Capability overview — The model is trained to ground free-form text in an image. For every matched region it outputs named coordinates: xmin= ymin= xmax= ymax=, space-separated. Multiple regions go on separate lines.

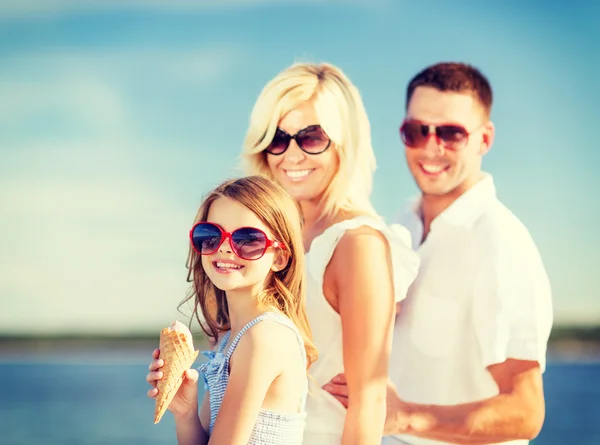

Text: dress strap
xmin=225 ymin=312 xmax=273 ymax=359
xmin=216 ymin=331 xmax=231 ymax=354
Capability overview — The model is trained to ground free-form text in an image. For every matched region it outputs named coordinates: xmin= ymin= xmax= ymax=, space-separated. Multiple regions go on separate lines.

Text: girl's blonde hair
xmin=180 ymin=175 xmax=317 ymax=368
xmin=241 ymin=62 xmax=378 ymax=222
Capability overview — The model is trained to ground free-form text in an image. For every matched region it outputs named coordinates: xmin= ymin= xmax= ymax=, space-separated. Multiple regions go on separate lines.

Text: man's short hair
xmin=406 ymin=62 xmax=493 ymax=117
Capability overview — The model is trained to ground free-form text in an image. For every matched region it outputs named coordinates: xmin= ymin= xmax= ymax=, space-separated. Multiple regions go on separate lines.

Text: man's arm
xmin=386 ymin=358 xmax=545 ymax=445
xmin=326 ymin=358 xmax=544 ymax=445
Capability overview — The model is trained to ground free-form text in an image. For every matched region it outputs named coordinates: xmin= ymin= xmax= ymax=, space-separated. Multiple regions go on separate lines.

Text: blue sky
xmin=0 ymin=0 xmax=598 ymax=334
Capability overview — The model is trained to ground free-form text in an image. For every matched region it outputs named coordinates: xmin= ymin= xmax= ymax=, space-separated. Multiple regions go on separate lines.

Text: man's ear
xmin=271 ymin=249 xmax=290 ymax=272
xmin=479 ymin=120 xmax=495 ymax=156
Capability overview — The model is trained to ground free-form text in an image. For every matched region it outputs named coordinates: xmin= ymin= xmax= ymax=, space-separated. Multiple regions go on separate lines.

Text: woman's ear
xmin=271 ymin=249 xmax=290 ymax=272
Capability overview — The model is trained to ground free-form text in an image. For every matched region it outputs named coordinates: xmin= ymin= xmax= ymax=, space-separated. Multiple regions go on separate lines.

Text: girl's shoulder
xmin=236 ymin=315 xmax=301 ymax=352
xmin=230 ymin=314 xmax=305 ymax=375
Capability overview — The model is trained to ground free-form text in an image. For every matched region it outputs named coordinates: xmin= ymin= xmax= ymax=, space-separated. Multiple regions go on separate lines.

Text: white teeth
xmin=285 ymin=169 xmax=312 ymax=179
xmin=421 ymin=164 xmax=445 ymax=174
xmin=216 ymin=262 xmax=242 ymax=269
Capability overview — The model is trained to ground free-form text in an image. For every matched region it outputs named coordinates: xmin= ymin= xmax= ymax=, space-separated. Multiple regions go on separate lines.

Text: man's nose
xmin=422 ymin=133 xmax=445 ymax=156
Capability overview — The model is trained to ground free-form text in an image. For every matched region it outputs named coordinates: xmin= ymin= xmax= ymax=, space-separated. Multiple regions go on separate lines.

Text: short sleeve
xmin=472 ymin=233 xmax=553 ymax=372
xmin=385 ymin=223 xmax=420 ymax=303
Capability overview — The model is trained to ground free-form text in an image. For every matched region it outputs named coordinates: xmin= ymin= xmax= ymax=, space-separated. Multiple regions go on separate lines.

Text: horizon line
xmin=0 ymin=322 xmax=599 ymax=340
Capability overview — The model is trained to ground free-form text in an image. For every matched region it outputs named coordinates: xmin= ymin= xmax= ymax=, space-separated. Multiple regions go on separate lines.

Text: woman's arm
xmin=208 ymin=321 xmax=286 ymax=445
xmin=326 ymin=226 xmax=396 ymax=445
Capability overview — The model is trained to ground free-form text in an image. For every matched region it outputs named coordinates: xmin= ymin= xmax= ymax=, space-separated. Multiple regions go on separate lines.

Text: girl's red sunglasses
xmin=189 ymin=222 xmax=284 ymax=261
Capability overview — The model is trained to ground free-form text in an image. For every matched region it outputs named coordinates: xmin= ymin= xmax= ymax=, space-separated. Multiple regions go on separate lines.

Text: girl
xmin=147 ymin=175 xmax=317 ymax=445
xmin=242 ymin=62 xmax=420 ymax=444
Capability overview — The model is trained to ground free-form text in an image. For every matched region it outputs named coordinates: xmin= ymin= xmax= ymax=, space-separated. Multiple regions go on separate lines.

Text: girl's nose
xmin=218 ymin=237 xmax=233 ymax=253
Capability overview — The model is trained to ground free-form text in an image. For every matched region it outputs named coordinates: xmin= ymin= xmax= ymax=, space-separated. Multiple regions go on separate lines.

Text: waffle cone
xmin=153 ymin=327 xmax=199 ymax=424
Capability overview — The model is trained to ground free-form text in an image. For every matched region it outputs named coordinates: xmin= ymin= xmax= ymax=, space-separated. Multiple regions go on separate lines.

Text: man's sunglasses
xmin=265 ymin=125 xmax=331 ymax=155
xmin=189 ymin=222 xmax=284 ymax=261
xmin=400 ymin=119 xmax=480 ymax=151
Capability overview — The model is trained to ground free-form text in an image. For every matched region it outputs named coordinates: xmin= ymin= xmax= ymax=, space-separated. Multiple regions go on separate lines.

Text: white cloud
xmin=0 ymin=78 xmax=131 ymax=135
xmin=0 ymin=141 xmax=204 ymax=334
xmin=0 ymin=0 xmax=383 ymax=19
xmin=0 ymin=41 xmax=243 ymax=335
xmin=2 ymin=47 xmax=239 ymax=83
xmin=0 ymin=46 xmax=240 ymax=130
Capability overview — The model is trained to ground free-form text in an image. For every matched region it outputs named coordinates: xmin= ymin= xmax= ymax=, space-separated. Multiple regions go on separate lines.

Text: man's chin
xmin=417 ymin=179 xmax=449 ymax=195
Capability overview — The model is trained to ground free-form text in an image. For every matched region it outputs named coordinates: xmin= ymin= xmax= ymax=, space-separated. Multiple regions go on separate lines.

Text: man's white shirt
xmin=384 ymin=173 xmax=553 ymax=445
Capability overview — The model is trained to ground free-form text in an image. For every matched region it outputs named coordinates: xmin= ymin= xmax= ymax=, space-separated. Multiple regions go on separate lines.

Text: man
xmin=324 ymin=62 xmax=553 ymax=445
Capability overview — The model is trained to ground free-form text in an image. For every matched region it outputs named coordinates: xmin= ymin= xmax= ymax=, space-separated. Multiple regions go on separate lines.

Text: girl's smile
xmin=212 ymin=260 xmax=245 ymax=274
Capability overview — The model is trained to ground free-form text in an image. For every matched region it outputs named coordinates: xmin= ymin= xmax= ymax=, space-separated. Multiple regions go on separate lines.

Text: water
xmin=0 ymin=355 xmax=598 ymax=445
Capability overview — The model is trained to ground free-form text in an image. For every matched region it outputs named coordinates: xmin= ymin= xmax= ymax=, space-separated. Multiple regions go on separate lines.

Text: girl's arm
xmin=174 ymin=379 xmax=209 ymax=445
xmin=208 ymin=322 xmax=285 ymax=445
xmin=327 ymin=226 xmax=396 ymax=445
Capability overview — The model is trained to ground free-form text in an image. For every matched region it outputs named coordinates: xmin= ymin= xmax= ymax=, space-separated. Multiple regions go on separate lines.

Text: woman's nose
xmin=283 ymin=140 xmax=306 ymax=163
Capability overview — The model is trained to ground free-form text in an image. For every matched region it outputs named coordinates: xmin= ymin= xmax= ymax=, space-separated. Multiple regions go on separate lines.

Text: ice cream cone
xmin=153 ymin=321 xmax=199 ymax=424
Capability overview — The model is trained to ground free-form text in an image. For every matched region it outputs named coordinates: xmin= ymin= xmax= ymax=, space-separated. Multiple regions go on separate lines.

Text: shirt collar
xmin=395 ymin=198 xmax=424 ymax=250
xmin=435 ymin=172 xmax=496 ymax=228
xmin=401 ymin=172 xmax=496 ymax=236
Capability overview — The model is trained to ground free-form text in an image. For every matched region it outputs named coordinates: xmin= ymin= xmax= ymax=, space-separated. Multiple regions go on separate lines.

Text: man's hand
xmin=324 ymin=373 xmax=414 ymax=436
xmin=383 ymin=380 xmax=413 ymax=435
xmin=323 ymin=373 xmax=349 ymax=408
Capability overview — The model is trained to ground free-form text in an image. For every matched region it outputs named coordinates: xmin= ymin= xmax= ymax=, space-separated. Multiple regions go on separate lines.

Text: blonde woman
xmin=242 ymin=62 xmax=420 ymax=445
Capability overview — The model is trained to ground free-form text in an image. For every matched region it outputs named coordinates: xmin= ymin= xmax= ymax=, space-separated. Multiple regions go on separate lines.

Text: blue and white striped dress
xmin=199 ymin=312 xmax=308 ymax=445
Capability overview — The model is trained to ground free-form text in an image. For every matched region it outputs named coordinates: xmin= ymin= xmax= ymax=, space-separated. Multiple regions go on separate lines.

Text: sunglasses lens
xmin=191 ymin=223 xmax=222 ymax=254
xmin=436 ymin=125 xmax=468 ymax=148
xmin=401 ymin=122 xmax=427 ymax=148
xmin=296 ymin=126 xmax=330 ymax=153
xmin=231 ymin=228 xmax=268 ymax=260
xmin=265 ymin=130 xmax=290 ymax=155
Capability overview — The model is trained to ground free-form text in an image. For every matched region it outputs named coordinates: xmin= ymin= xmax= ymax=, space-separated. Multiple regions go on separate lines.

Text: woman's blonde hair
xmin=241 ymin=62 xmax=378 ymax=221
xmin=180 ymin=175 xmax=317 ymax=368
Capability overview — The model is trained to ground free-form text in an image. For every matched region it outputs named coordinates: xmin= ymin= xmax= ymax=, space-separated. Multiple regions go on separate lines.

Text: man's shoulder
xmin=475 ymin=198 xmax=534 ymax=242
xmin=472 ymin=198 xmax=546 ymax=270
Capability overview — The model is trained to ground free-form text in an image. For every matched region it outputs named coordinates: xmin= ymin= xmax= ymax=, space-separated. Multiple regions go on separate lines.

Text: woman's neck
xmin=299 ymin=198 xmax=326 ymax=231
xmin=300 ymin=199 xmax=350 ymax=252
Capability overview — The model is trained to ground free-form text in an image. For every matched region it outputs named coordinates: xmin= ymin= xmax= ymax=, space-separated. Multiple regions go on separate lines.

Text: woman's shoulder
xmin=327 ymin=216 xmax=420 ymax=303
xmin=307 ymin=212 xmax=419 ymax=291
xmin=316 ymin=213 xmax=384 ymax=243
xmin=330 ymin=223 xmax=390 ymax=272
xmin=330 ymin=212 xmax=411 ymax=249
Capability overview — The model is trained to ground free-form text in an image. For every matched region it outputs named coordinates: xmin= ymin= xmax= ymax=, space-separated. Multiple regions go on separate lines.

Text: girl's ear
xmin=271 ymin=248 xmax=290 ymax=272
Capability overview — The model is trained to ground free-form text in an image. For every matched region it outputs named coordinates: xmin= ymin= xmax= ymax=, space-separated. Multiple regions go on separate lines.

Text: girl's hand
xmin=146 ymin=348 xmax=200 ymax=419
